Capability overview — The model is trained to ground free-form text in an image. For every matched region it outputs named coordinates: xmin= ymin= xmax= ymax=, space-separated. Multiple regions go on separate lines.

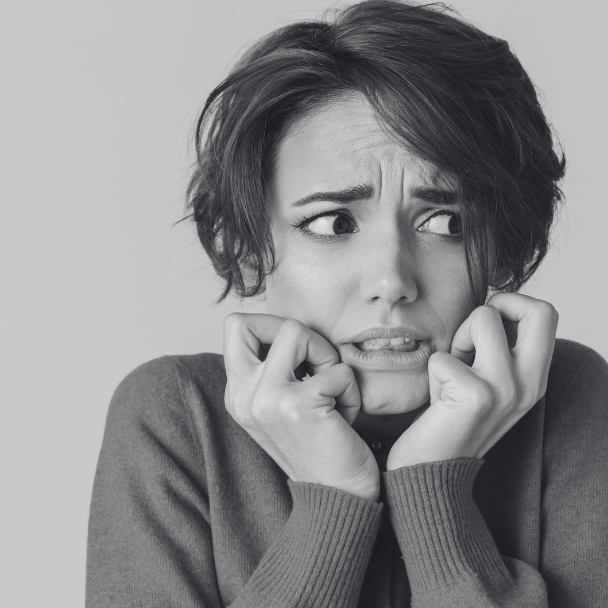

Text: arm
xmin=86 ymin=357 xmax=383 ymax=608
xmin=86 ymin=358 xmax=220 ymax=607
xmin=384 ymin=294 xmax=558 ymax=607
xmin=540 ymin=341 xmax=608 ymax=607
xmin=236 ymin=481 xmax=382 ymax=608
xmin=384 ymin=459 xmax=547 ymax=608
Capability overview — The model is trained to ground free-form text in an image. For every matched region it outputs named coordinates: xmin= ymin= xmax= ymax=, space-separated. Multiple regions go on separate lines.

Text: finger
xmin=300 ymin=363 xmax=361 ymax=425
xmin=449 ymin=330 xmax=476 ymax=367
xmin=223 ymin=313 xmax=288 ymax=374
xmin=390 ymin=352 xmax=496 ymax=463
xmin=487 ymin=293 xmax=558 ymax=393
xmin=263 ymin=318 xmax=339 ymax=383
xmin=259 ymin=343 xmax=311 ymax=379
xmin=450 ymin=305 xmax=512 ymax=381
xmin=502 ymin=319 xmax=519 ymax=350
xmin=428 ymin=350 xmax=492 ymax=407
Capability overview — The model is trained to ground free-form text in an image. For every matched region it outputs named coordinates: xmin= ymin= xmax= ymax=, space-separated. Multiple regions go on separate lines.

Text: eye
xmin=298 ymin=212 xmax=357 ymax=237
xmin=417 ymin=210 xmax=462 ymax=236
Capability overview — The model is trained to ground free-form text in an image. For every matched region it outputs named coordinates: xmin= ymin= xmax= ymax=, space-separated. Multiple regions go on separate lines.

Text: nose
xmin=359 ymin=228 xmax=418 ymax=307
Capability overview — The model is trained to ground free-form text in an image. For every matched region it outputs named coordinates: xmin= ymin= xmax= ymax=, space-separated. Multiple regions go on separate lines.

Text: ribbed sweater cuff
xmin=384 ymin=458 xmax=509 ymax=596
xmin=244 ymin=481 xmax=383 ymax=608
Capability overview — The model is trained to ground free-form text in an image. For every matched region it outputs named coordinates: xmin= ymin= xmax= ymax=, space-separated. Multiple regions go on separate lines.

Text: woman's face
xmin=264 ymin=95 xmax=477 ymax=416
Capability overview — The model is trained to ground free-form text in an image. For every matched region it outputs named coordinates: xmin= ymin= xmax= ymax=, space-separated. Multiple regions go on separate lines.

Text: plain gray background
xmin=1 ymin=1 xmax=606 ymax=606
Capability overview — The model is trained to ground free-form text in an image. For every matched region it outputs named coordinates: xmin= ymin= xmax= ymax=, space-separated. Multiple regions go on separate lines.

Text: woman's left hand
xmin=386 ymin=293 xmax=559 ymax=470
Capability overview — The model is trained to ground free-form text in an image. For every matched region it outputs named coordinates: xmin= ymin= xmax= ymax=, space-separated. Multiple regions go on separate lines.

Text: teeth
xmin=362 ymin=337 xmax=415 ymax=347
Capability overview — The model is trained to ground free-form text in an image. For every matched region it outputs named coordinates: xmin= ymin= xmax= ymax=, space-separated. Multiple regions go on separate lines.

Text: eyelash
xmin=291 ymin=208 xmax=462 ymax=241
xmin=416 ymin=209 xmax=462 ymax=231
xmin=291 ymin=210 xmax=358 ymax=241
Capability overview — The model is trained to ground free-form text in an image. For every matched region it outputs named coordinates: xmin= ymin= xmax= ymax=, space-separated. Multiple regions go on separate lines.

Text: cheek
xmin=265 ymin=241 xmax=353 ymax=326
xmin=418 ymin=249 xmax=476 ymax=347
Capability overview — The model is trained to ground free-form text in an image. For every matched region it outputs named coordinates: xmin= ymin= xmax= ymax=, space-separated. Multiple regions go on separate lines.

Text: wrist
xmin=295 ymin=477 xmax=380 ymax=502
xmin=387 ymin=446 xmax=426 ymax=470
xmin=387 ymin=442 xmax=478 ymax=470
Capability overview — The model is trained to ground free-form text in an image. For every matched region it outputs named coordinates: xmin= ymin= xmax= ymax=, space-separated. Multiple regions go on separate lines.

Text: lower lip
xmin=339 ymin=340 xmax=433 ymax=371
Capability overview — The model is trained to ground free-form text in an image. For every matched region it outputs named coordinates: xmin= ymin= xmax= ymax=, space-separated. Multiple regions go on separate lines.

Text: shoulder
xmin=540 ymin=350 xmax=608 ymax=593
xmin=543 ymin=339 xmax=608 ymax=474
xmin=115 ymin=351 xmax=225 ymax=398
xmin=546 ymin=338 xmax=608 ymax=412
xmin=108 ymin=352 xmax=227 ymax=435
xmin=98 ymin=353 xmax=229 ymax=481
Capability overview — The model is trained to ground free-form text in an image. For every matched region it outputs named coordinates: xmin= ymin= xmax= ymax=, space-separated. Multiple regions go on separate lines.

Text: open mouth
xmin=355 ymin=337 xmax=422 ymax=353
xmin=340 ymin=337 xmax=431 ymax=370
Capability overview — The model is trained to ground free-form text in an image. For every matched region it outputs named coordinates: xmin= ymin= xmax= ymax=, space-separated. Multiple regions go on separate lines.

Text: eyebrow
xmin=410 ymin=186 xmax=459 ymax=206
xmin=290 ymin=184 xmax=374 ymax=207
xmin=290 ymin=184 xmax=459 ymax=208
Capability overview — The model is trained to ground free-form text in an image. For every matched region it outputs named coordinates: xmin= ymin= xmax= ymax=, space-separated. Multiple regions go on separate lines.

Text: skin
xmin=265 ymin=95 xmax=474 ymax=429
xmin=223 ymin=94 xmax=558 ymax=502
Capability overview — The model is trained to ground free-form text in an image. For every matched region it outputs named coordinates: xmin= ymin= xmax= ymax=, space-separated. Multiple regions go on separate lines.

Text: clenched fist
xmin=223 ymin=314 xmax=381 ymax=502
xmin=387 ymin=293 xmax=559 ymax=469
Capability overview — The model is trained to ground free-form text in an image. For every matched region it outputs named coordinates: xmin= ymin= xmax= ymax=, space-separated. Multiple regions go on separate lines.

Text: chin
xmin=354 ymin=369 xmax=431 ymax=415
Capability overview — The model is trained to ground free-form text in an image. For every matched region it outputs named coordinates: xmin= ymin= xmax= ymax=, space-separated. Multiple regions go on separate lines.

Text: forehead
xmin=270 ymin=94 xmax=452 ymax=199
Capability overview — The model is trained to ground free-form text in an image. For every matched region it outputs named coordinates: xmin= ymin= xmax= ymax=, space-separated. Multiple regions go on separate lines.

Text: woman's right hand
xmin=223 ymin=313 xmax=380 ymax=502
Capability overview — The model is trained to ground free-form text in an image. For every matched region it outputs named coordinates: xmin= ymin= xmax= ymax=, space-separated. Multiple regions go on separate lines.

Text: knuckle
xmin=224 ymin=312 xmax=246 ymax=332
xmin=280 ymin=317 xmax=306 ymax=337
xmin=468 ymin=380 xmax=494 ymax=410
xmin=249 ymin=391 xmax=301 ymax=425
xmin=536 ymin=300 xmax=559 ymax=323
xmin=250 ymin=396 xmax=270 ymax=423
xmin=481 ymin=304 xmax=502 ymax=319
xmin=473 ymin=305 xmax=501 ymax=324
xmin=278 ymin=397 xmax=301 ymax=424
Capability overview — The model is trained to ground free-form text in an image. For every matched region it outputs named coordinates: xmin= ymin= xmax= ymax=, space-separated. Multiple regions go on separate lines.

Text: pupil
xmin=333 ymin=216 xmax=350 ymax=234
xmin=448 ymin=214 xmax=462 ymax=235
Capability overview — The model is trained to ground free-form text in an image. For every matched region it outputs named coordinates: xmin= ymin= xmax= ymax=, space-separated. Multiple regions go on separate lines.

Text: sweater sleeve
xmin=232 ymin=481 xmax=383 ymax=608
xmin=384 ymin=459 xmax=548 ymax=608
xmin=540 ymin=341 xmax=608 ymax=607
xmin=86 ymin=357 xmax=383 ymax=608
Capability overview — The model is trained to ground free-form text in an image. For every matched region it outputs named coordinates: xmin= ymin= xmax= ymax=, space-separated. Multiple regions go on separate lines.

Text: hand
xmin=387 ymin=293 xmax=559 ymax=470
xmin=223 ymin=313 xmax=380 ymax=501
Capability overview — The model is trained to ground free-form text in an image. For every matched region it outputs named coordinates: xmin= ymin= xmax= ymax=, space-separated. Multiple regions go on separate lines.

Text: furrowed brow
xmin=290 ymin=184 xmax=373 ymax=208
xmin=410 ymin=186 xmax=459 ymax=206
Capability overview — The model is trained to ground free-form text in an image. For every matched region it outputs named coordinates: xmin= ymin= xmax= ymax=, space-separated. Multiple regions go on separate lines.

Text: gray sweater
xmin=86 ymin=339 xmax=608 ymax=607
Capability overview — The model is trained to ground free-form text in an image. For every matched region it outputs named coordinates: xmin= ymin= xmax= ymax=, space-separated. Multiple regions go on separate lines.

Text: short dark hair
xmin=186 ymin=0 xmax=565 ymax=303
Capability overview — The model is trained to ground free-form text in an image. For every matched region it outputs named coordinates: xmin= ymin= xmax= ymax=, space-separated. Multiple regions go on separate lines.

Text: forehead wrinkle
xmin=271 ymin=94 xmax=459 ymax=206
xmin=273 ymin=119 xmax=381 ymax=181
xmin=364 ymin=148 xmax=426 ymax=203
xmin=360 ymin=118 xmax=459 ymax=193
xmin=316 ymin=122 xmax=391 ymax=164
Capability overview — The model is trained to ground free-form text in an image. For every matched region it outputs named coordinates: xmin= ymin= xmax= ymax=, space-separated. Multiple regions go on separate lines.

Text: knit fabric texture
xmin=86 ymin=339 xmax=608 ymax=607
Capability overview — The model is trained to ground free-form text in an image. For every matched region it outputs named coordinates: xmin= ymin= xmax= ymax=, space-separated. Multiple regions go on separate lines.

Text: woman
xmin=86 ymin=1 xmax=608 ymax=607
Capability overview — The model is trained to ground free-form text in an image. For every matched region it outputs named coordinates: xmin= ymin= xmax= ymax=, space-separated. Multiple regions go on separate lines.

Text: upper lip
xmin=342 ymin=326 xmax=427 ymax=344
